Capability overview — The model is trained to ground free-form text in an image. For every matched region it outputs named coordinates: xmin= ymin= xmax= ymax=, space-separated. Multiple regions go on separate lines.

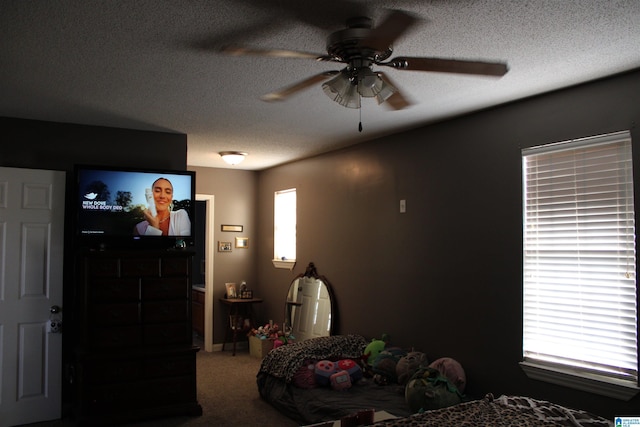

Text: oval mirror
xmin=285 ymin=262 xmax=335 ymax=342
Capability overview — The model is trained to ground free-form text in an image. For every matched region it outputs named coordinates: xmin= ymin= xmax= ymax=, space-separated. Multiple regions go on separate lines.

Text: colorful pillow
xmin=292 ymin=360 xmax=317 ymax=389
xmin=330 ymin=370 xmax=352 ymax=390
xmin=314 ymin=360 xmax=336 ymax=386
xmin=336 ymin=358 xmax=363 ymax=383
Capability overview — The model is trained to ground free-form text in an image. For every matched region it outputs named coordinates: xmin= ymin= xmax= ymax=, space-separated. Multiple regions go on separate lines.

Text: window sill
xmin=520 ymin=361 xmax=640 ymax=401
xmin=272 ymin=259 xmax=296 ymax=270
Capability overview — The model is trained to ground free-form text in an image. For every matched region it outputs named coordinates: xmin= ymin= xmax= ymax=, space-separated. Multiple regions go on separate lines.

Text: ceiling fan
xmin=219 ymin=9 xmax=509 ymax=111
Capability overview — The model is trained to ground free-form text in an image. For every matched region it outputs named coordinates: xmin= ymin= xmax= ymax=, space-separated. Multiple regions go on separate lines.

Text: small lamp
xmin=219 ymin=151 xmax=247 ymax=165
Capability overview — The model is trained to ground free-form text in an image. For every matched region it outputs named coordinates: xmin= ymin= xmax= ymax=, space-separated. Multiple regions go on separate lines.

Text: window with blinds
xmin=522 ymin=131 xmax=638 ymax=392
xmin=274 ymin=188 xmax=296 ymax=265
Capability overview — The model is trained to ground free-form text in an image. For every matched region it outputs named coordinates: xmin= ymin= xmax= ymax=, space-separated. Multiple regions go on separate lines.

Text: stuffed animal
xmin=404 ymin=367 xmax=462 ymax=413
xmin=363 ymin=334 xmax=390 ymax=366
xmin=314 ymin=360 xmax=336 ymax=387
xmin=371 ymin=347 xmax=406 ymax=385
xmin=330 ymin=370 xmax=352 ymax=390
xmin=336 ymin=359 xmax=363 ymax=383
xmin=428 ymin=357 xmax=466 ymax=393
xmin=396 ymin=351 xmax=428 ymax=385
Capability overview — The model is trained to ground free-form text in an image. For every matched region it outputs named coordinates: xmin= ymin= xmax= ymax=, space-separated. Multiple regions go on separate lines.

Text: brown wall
xmin=188 ymin=166 xmax=259 ymax=345
xmin=0 ymin=117 xmax=188 ymax=171
xmin=255 ymin=69 xmax=640 ymax=418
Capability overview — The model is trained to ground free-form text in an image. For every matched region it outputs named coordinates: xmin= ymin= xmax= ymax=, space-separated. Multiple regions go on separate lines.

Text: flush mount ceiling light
xmin=219 ymin=151 xmax=248 ymax=165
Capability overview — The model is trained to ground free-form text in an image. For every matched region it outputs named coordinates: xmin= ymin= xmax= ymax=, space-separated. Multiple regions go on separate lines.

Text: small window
xmin=273 ymin=188 xmax=296 ymax=269
xmin=521 ymin=131 xmax=639 ymax=399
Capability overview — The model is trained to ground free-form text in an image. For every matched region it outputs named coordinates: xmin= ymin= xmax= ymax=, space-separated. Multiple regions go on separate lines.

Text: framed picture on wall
xmin=221 ymin=224 xmax=243 ymax=232
xmin=218 ymin=241 xmax=232 ymax=252
xmin=235 ymin=237 xmax=249 ymax=249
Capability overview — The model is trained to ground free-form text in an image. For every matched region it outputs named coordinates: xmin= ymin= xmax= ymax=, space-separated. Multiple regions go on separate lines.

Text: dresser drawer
xmin=121 ymin=258 xmax=160 ymax=277
xmin=90 ymin=278 xmax=139 ymax=301
xmin=83 ymin=359 xmax=140 ymax=384
xmin=142 ymin=278 xmax=188 ymax=300
xmin=143 ymin=323 xmax=190 ymax=345
xmin=161 ymin=256 xmax=190 ymax=276
xmin=142 ymin=354 xmax=195 ymax=379
xmin=86 ymin=257 xmax=120 ymax=278
xmin=92 ymin=326 xmax=141 ymax=348
xmin=92 ymin=303 xmax=140 ymax=325
xmin=143 ymin=300 xmax=188 ymax=323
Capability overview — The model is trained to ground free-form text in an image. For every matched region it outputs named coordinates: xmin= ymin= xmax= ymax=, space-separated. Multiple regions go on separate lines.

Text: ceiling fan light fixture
xmin=373 ymin=76 xmax=398 ymax=105
xmin=322 ymin=72 xmax=360 ymax=109
xmin=219 ymin=151 xmax=248 ymax=165
xmin=356 ymin=68 xmax=380 ymax=98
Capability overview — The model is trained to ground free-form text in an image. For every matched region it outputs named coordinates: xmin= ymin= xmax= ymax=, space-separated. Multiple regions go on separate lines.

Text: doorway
xmin=195 ymin=194 xmax=214 ymax=352
xmin=0 ymin=167 xmax=65 ymax=426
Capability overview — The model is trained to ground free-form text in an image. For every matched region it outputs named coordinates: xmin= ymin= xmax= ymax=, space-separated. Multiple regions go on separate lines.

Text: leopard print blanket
xmin=370 ymin=394 xmax=613 ymax=427
xmin=258 ymin=334 xmax=367 ymax=382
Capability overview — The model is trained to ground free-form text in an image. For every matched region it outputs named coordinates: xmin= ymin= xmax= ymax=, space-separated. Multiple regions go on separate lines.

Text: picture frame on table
xmin=225 ymin=282 xmax=237 ymax=299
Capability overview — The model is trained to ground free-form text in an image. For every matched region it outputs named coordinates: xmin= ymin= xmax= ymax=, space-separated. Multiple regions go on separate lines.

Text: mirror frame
xmin=285 ymin=262 xmax=336 ymax=338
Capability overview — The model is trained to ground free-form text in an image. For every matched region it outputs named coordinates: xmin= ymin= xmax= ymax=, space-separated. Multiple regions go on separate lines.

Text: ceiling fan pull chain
xmin=358 ymin=102 xmax=363 ymax=132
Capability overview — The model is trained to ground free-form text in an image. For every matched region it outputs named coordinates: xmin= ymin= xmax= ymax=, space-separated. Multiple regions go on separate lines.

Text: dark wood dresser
xmin=74 ymin=250 xmax=202 ymax=425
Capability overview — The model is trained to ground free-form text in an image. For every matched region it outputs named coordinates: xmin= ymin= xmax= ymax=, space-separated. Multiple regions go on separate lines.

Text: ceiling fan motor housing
xmin=326 ymin=19 xmax=393 ymax=65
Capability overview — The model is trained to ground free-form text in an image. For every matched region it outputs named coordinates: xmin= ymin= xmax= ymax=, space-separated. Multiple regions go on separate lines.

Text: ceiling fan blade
xmin=384 ymin=57 xmax=509 ymax=76
xmin=220 ymin=45 xmax=332 ymax=61
xmin=377 ymin=72 xmax=411 ymax=110
xmin=261 ymin=71 xmax=340 ymax=102
xmin=360 ymin=10 xmax=419 ymax=52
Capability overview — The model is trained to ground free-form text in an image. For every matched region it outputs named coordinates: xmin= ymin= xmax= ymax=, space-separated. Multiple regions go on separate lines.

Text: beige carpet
xmin=120 ymin=347 xmax=299 ymax=427
xmin=21 ymin=344 xmax=299 ymax=427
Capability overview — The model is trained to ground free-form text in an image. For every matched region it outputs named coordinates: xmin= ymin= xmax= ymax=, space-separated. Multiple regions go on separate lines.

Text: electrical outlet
xmin=400 ymin=199 xmax=406 ymax=213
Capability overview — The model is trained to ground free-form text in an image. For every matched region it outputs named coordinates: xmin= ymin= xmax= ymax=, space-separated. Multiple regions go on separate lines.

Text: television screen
xmin=75 ymin=165 xmax=195 ymax=247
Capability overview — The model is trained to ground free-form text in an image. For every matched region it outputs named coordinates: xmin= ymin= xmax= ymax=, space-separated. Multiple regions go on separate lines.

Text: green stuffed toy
xmin=363 ymin=334 xmax=390 ymax=367
xmin=404 ymin=367 xmax=462 ymax=413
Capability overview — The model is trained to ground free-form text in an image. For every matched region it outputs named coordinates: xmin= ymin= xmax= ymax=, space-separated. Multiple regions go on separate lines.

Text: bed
xmin=256 ymin=334 xmax=613 ymax=426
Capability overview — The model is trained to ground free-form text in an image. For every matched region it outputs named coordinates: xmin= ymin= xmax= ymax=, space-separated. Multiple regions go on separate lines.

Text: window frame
xmin=272 ymin=188 xmax=296 ymax=270
xmin=520 ymin=130 xmax=639 ymax=400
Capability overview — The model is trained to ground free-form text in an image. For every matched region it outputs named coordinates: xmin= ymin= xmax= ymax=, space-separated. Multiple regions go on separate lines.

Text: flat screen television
xmin=74 ymin=165 xmax=196 ymax=250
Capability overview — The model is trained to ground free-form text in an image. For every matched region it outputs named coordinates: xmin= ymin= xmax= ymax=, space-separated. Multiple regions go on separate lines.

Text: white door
xmin=0 ymin=167 xmax=65 ymax=427
xmin=293 ymin=278 xmax=332 ymax=341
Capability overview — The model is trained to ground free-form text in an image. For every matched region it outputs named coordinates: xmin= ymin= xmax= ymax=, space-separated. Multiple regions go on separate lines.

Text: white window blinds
xmin=522 ymin=131 xmax=638 ymax=384
xmin=274 ymin=188 xmax=296 ymax=262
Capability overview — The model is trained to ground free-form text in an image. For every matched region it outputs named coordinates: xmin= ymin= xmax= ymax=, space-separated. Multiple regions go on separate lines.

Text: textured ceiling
xmin=1 ymin=1 xmax=640 ymax=170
